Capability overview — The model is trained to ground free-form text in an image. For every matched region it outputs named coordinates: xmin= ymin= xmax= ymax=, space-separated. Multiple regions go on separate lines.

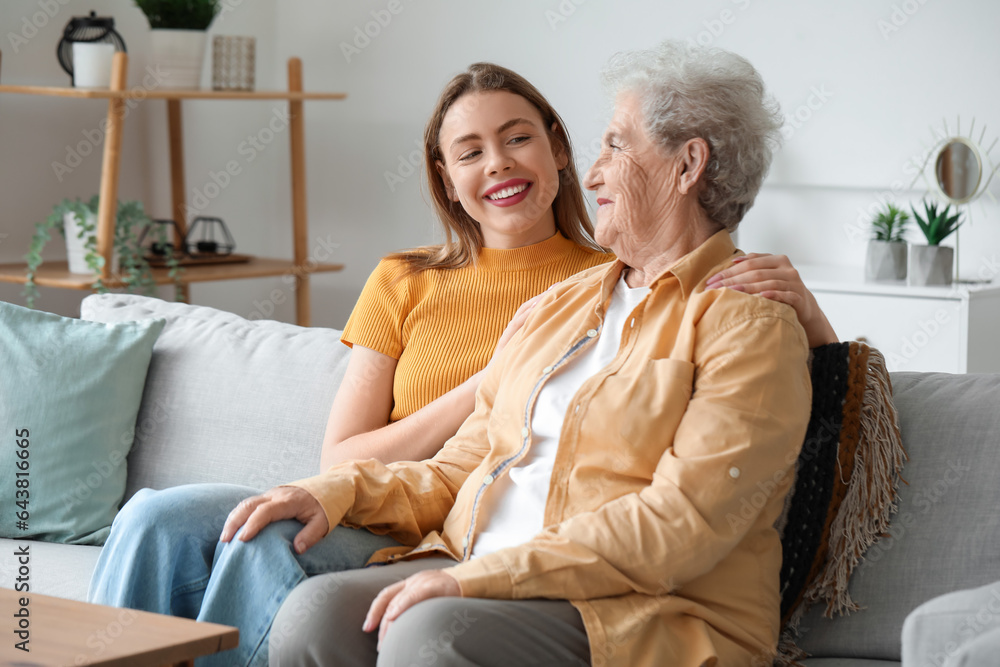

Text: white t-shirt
xmin=471 ymin=274 xmax=651 ymax=558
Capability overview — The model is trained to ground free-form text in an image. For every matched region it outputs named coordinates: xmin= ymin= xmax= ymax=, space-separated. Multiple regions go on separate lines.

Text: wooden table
xmin=1 ymin=588 xmax=238 ymax=666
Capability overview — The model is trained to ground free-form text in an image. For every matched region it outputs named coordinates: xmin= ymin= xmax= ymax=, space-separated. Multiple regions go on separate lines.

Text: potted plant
xmin=865 ymin=203 xmax=909 ymax=282
xmin=135 ymin=0 xmax=221 ymax=89
xmin=908 ymin=200 xmax=963 ymax=286
xmin=24 ymin=196 xmax=183 ymax=308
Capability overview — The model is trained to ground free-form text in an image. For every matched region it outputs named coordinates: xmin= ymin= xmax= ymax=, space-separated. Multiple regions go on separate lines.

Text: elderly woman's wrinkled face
xmin=583 ymin=92 xmax=687 ymax=255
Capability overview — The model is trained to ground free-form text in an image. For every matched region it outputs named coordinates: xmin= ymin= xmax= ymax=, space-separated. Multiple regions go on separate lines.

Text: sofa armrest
xmin=902 ymin=582 xmax=1000 ymax=667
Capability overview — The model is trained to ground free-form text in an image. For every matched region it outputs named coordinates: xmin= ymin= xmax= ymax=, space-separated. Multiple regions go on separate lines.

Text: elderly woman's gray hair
xmin=602 ymin=41 xmax=782 ymax=231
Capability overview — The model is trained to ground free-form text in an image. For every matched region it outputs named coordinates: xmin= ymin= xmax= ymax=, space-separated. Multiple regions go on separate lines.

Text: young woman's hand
xmin=491 ymin=292 xmax=546 ymax=361
xmin=705 ymin=253 xmax=838 ymax=348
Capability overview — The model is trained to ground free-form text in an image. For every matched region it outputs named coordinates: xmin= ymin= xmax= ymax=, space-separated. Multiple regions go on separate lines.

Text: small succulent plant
xmin=871 ymin=203 xmax=910 ymax=243
xmin=911 ymin=200 xmax=963 ymax=246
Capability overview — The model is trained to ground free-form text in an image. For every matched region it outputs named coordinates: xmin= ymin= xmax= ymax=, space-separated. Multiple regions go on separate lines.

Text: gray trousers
xmin=268 ymin=557 xmax=591 ymax=667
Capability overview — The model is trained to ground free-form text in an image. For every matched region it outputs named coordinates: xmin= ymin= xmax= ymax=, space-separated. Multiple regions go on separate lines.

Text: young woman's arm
xmin=319 ymin=352 xmax=481 ymax=470
xmin=318 ymin=296 xmax=544 ymax=472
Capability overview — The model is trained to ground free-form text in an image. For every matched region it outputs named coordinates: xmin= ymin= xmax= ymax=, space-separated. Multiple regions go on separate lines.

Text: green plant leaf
xmin=134 ymin=0 xmax=220 ymax=30
xmin=21 ymin=196 xmax=184 ymax=308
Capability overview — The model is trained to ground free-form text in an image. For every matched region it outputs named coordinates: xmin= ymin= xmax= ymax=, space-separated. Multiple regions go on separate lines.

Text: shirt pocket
xmin=618 ymin=358 xmax=695 ymax=456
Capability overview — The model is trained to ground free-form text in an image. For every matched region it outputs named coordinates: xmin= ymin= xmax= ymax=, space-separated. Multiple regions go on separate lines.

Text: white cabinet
xmin=800 ymin=266 xmax=1000 ymax=374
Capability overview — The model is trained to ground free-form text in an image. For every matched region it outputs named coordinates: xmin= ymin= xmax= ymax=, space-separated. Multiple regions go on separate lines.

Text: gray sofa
xmin=2 ymin=294 xmax=998 ymax=666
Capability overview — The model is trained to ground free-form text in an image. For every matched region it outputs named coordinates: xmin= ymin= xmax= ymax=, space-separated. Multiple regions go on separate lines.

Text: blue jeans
xmin=88 ymin=484 xmax=401 ymax=667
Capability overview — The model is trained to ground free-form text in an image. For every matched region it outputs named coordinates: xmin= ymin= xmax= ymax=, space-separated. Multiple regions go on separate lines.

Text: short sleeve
xmin=340 ymin=259 xmax=413 ymax=359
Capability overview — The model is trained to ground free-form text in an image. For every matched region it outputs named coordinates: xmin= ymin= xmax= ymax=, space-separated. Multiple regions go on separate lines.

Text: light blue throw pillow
xmin=0 ymin=301 xmax=165 ymax=545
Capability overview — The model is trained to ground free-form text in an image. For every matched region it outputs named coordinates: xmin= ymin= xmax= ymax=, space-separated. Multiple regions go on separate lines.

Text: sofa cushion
xmin=0 ymin=301 xmax=164 ymax=545
xmin=0 ymin=537 xmax=101 ymax=602
xmin=796 ymin=372 xmax=1000 ymax=661
xmin=81 ymin=295 xmax=351 ymax=501
xmin=901 ymin=581 xmax=1000 ymax=667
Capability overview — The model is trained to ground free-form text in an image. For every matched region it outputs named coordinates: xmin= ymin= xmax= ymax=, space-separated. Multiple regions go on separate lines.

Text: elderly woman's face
xmin=583 ymin=92 xmax=685 ymax=253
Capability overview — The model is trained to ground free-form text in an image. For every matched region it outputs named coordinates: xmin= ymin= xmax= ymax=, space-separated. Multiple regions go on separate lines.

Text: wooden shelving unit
xmin=0 ymin=51 xmax=345 ymax=326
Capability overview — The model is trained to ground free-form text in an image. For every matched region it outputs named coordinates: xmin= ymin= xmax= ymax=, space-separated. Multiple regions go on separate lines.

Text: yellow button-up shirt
xmin=292 ymin=230 xmax=812 ymax=666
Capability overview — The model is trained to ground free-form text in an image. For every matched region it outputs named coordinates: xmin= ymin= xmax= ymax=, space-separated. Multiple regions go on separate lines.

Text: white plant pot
xmin=907 ymin=244 xmax=954 ymax=287
xmin=150 ymin=29 xmax=208 ymax=89
xmin=865 ymin=240 xmax=907 ymax=282
xmin=64 ymin=210 xmax=117 ymax=275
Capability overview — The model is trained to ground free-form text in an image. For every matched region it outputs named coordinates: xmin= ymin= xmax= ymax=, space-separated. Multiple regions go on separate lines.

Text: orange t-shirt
xmin=341 ymin=233 xmax=611 ymax=421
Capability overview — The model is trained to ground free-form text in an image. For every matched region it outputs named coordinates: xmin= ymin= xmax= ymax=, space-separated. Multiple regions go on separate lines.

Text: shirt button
xmin=729 ymin=467 xmax=741 ymax=479
xmin=461 ymin=537 xmax=469 ymax=548
xmin=521 ymin=427 xmax=530 ymax=438
xmin=542 ymin=365 xmax=554 ymax=374
xmin=587 ymin=329 xmax=598 ymax=338
xmin=483 ymin=474 xmax=494 ymax=485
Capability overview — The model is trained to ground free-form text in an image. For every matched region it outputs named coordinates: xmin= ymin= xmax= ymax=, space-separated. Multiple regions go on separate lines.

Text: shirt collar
xmin=659 ymin=229 xmax=738 ymax=299
xmin=589 ymin=229 xmax=739 ymax=304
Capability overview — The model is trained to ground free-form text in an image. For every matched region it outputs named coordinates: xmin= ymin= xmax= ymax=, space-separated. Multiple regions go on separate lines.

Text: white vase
xmin=150 ymin=29 xmax=208 ymax=89
xmin=72 ymin=42 xmax=115 ymax=88
xmin=907 ymin=245 xmax=954 ymax=287
xmin=865 ymin=240 xmax=907 ymax=282
xmin=64 ymin=210 xmax=117 ymax=275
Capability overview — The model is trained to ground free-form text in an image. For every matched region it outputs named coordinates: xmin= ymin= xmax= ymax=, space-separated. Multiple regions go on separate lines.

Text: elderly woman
xmin=239 ymin=41 xmax=811 ymax=666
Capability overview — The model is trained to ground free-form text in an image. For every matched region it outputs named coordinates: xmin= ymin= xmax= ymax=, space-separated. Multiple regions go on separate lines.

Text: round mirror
xmin=935 ymin=138 xmax=982 ymax=203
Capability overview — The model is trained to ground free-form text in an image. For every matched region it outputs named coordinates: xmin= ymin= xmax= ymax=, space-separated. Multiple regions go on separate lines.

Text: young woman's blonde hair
xmin=388 ymin=63 xmax=601 ymax=273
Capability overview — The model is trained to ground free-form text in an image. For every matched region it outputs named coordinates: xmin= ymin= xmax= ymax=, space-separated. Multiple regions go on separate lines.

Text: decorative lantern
xmin=184 ymin=217 xmax=236 ymax=257
xmin=138 ymin=219 xmax=186 ymax=259
xmin=56 ymin=12 xmax=127 ymax=86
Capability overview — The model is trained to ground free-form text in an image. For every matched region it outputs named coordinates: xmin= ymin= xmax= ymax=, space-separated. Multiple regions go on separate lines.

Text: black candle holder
xmin=56 ymin=12 xmax=127 ymax=86
xmin=184 ymin=216 xmax=236 ymax=257
xmin=137 ymin=219 xmax=186 ymax=259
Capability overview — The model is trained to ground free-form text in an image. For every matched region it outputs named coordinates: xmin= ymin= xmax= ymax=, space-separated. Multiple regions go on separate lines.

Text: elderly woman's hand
xmin=364 ymin=569 xmax=462 ymax=650
xmin=706 ymin=253 xmax=838 ymax=348
xmin=219 ymin=486 xmax=329 ymax=554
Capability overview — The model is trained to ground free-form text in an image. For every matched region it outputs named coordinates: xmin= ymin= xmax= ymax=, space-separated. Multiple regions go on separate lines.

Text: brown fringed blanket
xmin=775 ymin=342 xmax=907 ymax=664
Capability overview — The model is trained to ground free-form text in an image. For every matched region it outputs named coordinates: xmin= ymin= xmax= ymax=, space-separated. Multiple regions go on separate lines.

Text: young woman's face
xmin=437 ymin=90 xmax=567 ymax=249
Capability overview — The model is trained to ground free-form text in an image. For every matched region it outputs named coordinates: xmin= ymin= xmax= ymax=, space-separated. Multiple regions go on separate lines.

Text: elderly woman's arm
xmin=444 ymin=306 xmax=812 ymax=601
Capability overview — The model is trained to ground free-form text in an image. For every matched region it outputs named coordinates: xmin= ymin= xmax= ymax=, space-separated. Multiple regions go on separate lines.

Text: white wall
xmin=2 ymin=0 xmax=999 ymax=327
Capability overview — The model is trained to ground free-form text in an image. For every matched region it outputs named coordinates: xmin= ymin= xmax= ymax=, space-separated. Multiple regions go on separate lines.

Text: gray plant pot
xmin=865 ymin=240 xmax=907 ymax=281
xmin=907 ymin=244 xmax=954 ymax=286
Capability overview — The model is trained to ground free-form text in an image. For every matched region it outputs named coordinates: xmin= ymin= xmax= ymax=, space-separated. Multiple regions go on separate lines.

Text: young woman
xmin=89 ymin=63 xmax=836 ymax=667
